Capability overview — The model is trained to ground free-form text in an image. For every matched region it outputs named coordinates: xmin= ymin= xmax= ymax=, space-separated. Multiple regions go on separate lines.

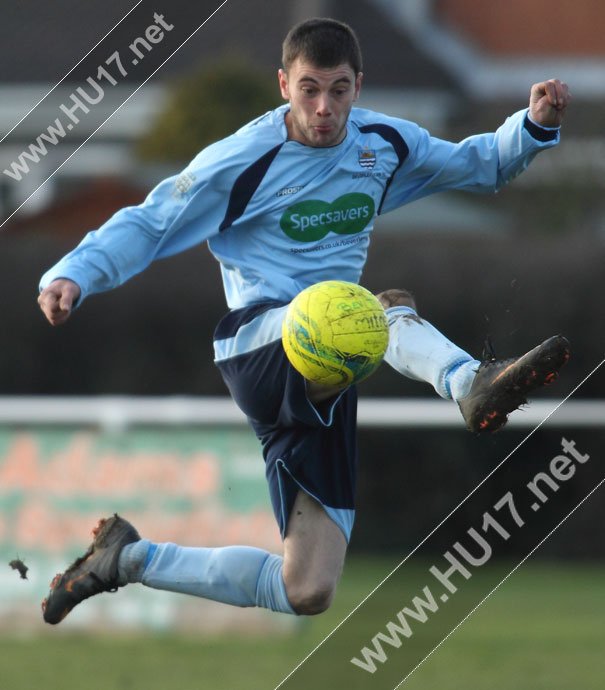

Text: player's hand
xmin=528 ymin=79 xmax=570 ymax=128
xmin=38 ymin=279 xmax=81 ymax=326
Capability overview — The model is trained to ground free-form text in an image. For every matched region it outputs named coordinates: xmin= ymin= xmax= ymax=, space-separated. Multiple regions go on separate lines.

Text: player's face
xmin=278 ymin=59 xmax=362 ymax=148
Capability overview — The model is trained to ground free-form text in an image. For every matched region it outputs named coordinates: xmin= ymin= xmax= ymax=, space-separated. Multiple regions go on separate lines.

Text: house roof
xmin=436 ymin=0 xmax=605 ymax=57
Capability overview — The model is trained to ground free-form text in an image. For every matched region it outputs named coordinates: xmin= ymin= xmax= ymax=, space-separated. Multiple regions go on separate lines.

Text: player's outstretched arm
xmin=528 ymin=79 xmax=571 ymax=128
xmin=38 ymin=279 xmax=81 ymax=326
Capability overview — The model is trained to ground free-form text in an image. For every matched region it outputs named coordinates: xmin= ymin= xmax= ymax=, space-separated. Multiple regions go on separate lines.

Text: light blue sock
xmin=384 ymin=306 xmax=479 ymax=399
xmin=118 ymin=541 xmax=294 ymax=614
xmin=446 ymin=359 xmax=480 ymax=401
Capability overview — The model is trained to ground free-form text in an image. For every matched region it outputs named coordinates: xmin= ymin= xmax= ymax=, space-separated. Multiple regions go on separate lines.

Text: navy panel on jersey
xmin=359 ymin=123 xmax=410 ymax=214
xmin=219 ymin=143 xmax=284 ymax=232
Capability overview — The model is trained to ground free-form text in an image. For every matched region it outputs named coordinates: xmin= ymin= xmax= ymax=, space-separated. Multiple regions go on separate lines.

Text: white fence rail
xmin=0 ymin=397 xmax=602 ymax=430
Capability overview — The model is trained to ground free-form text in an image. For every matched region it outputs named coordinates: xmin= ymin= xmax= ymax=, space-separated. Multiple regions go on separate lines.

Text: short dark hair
xmin=282 ymin=18 xmax=362 ymax=75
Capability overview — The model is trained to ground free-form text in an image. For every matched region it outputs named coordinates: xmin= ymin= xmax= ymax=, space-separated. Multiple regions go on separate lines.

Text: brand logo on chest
xmin=280 ymin=193 xmax=375 ymax=242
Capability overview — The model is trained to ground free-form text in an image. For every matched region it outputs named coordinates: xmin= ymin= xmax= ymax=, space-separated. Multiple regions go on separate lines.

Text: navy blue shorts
xmin=214 ymin=302 xmax=357 ymax=541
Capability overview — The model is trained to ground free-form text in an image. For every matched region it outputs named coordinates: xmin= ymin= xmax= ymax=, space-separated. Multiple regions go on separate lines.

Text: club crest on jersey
xmin=358 ymin=148 xmax=376 ymax=169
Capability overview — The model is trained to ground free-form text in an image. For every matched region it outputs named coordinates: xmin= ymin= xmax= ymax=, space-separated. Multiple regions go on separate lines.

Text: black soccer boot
xmin=458 ymin=335 xmax=570 ymax=433
xmin=42 ymin=514 xmax=141 ymax=625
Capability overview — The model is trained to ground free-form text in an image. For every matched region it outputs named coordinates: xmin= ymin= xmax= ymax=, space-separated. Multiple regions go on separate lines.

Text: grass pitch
xmin=1 ymin=557 xmax=603 ymax=690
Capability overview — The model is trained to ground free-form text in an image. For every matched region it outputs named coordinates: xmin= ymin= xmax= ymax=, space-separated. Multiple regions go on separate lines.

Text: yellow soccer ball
xmin=282 ymin=280 xmax=389 ymax=386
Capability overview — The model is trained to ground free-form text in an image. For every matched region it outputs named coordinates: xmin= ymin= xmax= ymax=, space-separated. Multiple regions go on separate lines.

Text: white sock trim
xmin=385 ymin=305 xmax=417 ymax=325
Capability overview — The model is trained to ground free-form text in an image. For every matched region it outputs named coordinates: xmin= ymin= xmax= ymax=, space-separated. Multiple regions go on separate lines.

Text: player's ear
xmin=354 ymin=72 xmax=363 ymax=101
xmin=278 ymin=69 xmax=290 ymax=100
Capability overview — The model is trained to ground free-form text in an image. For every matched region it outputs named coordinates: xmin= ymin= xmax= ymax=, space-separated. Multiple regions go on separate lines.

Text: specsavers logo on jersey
xmin=280 ymin=193 xmax=375 ymax=242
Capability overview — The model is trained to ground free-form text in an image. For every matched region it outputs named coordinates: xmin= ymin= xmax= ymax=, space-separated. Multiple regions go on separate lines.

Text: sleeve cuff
xmin=523 ymin=113 xmax=560 ymax=142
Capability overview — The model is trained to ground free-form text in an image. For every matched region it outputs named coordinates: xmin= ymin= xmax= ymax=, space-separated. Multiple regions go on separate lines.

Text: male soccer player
xmin=38 ymin=18 xmax=570 ymax=623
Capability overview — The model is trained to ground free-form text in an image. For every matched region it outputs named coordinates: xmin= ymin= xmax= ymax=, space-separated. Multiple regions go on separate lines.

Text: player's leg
xmin=305 ymin=379 xmax=348 ymax=404
xmin=129 ymin=487 xmax=348 ymax=617
xmin=376 ymin=288 xmax=480 ymax=401
xmin=377 ymin=288 xmax=570 ymax=432
xmin=282 ymin=490 xmax=347 ymax=614
xmin=42 ymin=515 xmax=297 ymax=624
xmin=117 ymin=488 xmax=346 ymax=619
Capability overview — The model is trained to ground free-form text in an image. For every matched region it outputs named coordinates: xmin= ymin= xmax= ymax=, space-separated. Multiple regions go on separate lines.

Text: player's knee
xmin=286 ymin=581 xmax=336 ymax=616
xmin=306 ymin=380 xmax=347 ymax=405
xmin=375 ymin=288 xmax=416 ymax=310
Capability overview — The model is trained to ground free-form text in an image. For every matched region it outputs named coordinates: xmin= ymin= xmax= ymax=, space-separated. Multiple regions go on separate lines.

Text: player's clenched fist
xmin=38 ymin=279 xmax=81 ymax=326
xmin=529 ymin=79 xmax=571 ymax=128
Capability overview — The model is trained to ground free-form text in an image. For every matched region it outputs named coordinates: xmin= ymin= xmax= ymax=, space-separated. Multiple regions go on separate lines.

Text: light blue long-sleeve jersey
xmin=40 ymin=105 xmax=558 ymax=308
